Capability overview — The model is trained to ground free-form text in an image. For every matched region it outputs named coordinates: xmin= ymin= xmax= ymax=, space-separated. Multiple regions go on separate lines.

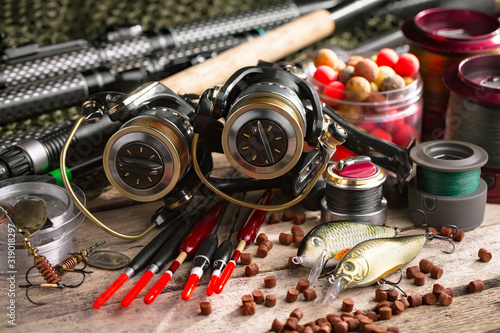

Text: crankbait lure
xmin=292 ymin=221 xmax=399 ymax=286
xmin=323 ymin=234 xmax=429 ymax=307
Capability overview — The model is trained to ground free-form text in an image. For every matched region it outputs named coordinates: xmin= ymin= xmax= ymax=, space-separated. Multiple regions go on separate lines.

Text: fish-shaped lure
xmin=323 ymin=234 xmax=427 ymax=307
xmin=292 ymin=221 xmax=399 ymax=286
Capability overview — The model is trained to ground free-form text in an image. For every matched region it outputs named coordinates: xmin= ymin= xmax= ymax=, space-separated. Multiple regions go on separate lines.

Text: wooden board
xmin=1 ymin=177 xmax=500 ymax=332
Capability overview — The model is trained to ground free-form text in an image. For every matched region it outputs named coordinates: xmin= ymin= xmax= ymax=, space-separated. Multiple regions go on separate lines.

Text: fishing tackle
xmin=213 ymin=190 xmax=273 ymax=294
xmin=323 ymin=233 xmax=455 ymax=307
xmin=144 ymin=200 xmax=227 ymax=305
xmin=192 ymin=62 xmax=346 ymax=211
xmin=206 ymin=195 xmax=247 ymax=296
xmin=93 ymin=197 xmax=209 ymax=309
xmin=292 ymin=221 xmax=401 ymax=287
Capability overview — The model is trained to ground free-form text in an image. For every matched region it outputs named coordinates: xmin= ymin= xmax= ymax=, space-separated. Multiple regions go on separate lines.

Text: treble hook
xmin=425 ymin=233 xmax=456 ymax=254
xmin=377 ymin=269 xmax=408 ymax=298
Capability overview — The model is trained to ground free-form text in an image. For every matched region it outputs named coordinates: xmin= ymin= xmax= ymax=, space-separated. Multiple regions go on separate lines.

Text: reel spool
xmin=192 ymin=62 xmax=347 ymax=210
xmin=408 ymin=141 xmax=488 ymax=231
xmin=402 ymin=8 xmax=500 ymax=140
xmin=321 ymin=156 xmax=387 ymax=225
xmin=444 ymin=54 xmax=500 ymax=203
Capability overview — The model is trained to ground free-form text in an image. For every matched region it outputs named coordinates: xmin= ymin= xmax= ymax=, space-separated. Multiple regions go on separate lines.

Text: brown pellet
xmin=252 ymin=290 xmax=265 ymax=304
xmin=293 ymin=213 xmax=306 ymax=225
xmin=256 ymin=244 xmax=269 ymax=258
xmin=430 ymin=265 xmax=443 ymax=279
xmin=327 ymin=313 xmax=340 ymax=322
xmin=398 ymin=297 xmax=410 ymax=308
xmin=390 ymin=300 xmax=405 ymax=315
xmin=279 ymin=233 xmax=293 ymax=245
xmin=261 ymin=239 xmax=273 ymax=251
xmin=243 ymin=301 xmax=256 ymax=315
xmin=296 ymin=278 xmax=310 ymax=292
xmin=290 ymin=308 xmax=304 ymax=320
xmin=283 ymin=209 xmax=295 ymax=221
xmin=289 ymin=257 xmax=301 ymax=269
xmin=341 ymin=298 xmax=354 ymax=312
xmin=245 ymin=263 xmax=259 ymax=276
xmin=440 ymin=226 xmax=452 ymax=237
xmin=413 ymin=271 xmax=425 ymax=286
xmin=333 ymin=321 xmax=348 ymax=333
xmin=291 ymin=225 xmax=305 ymax=237
xmin=358 ymin=318 xmax=374 ymax=333
xmin=406 ymin=266 xmax=420 ymax=279
xmin=422 ymin=293 xmax=437 ymax=305
xmin=240 ymin=252 xmax=252 ymax=265
xmin=469 ymin=280 xmax=485 ymax=293
xmin=354 ymin=309 xmax=366 ymax=316
xmin=286 ymin=289 xmax=300 ymax=303
xmin=408 ymin=295 xmax=422 ymax=307
xmin=426 ymin=227 xmax=437 ymax=235
xmin=433 ymin=283 xmax=445 ymax=295
xmin=438 ymin=292 xmax=453 ymax=306
xmin=319 ymin=324 xmax=332 ymax=333
xmin=478 ymin=248 xmax=492 ymax=262
xmin=376 ymin=300 xmax=390 ymax=310
xmin=294 ymin=235 xmax=304 ymax=247
xmin=419 ymin=259 xmax=434 ymax=273
xmin=303 ymin=326 xmax=315 ymax=333
xmin=264 ymin=275 xmax=277 ymax=288
xmin=347 ymin=318 xmax=360 ymax=331
xmin=379 ymin=306 xmax=392 ymax=320
xmin=241 ymin=294 xmax=254 ymax=304
xmin=269 ymin=213 xmax=280 ymax=224
xmin=272 ymin=318 xmax=285 ymax=332
xmin=303 ymin=288 xmax=317 ymax=301
xmin=199 ymin=301 xmax=212 ymax=315
xmin=453 ymin=229 xmax=465 ymax=241
xmin=297 ymin=324 xmax=305 ymax=333
xmin=316 ymin=317 xmax=329 ymax=326
xmin=364 ymin=323 xmax=378 ymax=333
xmin=374 ymin=289 xmax=387 ymax=301
xmin=265 ymin=294 xmax=277 ymax=307
xmin=341 ymin=312 xmax=354 ymax=319
xmin=387 ymin=326 xmax=400 ymax=333
xmin=285 ymin=317 xmax=299 ymax=330
xmin=328 ymin=315 xmax=342 ymax=326
xmin=366 ymin=311 xmax=378 ymax=322
xmin=387 ymin=288 xmax=399 ymax=302
xmin=256 ymin=233 xmax=268 ymax=245
xmin=444 ymin=287 xmax=454 ymax=297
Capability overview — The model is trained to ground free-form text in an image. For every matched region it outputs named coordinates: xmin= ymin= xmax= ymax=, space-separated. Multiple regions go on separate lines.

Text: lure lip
xmin=323 ymin=274 xmax=350 ymax=307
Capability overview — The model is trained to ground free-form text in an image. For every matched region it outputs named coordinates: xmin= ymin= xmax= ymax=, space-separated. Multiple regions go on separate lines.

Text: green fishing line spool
xmin=408 ymin=140 xmax=488 ymax=231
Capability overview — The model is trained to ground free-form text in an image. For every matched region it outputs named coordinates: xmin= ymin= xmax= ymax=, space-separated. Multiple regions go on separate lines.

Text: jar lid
xmin=402 ymin=8 xmax=500 ymax=54
xmin=443 ymin=54 xmax=500 ymax=106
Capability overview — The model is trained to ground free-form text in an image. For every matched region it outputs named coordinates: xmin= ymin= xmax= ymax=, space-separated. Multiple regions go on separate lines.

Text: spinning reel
xmin=192 ymin=62 xmax=347 ymax=210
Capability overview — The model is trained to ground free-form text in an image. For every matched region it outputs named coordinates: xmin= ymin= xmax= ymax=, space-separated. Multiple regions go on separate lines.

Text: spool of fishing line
xmin=408 ymin=141 xmax=488 ymax=231
xmin=321 ymin=156 xmax=386 ymax=225
xmin=402 ymin=8 xmax=500 ymax=140
xmin=444 ymin=54 xmax=500 ymax=203
xmin=0 ymin=176 xmax=86 ymax=275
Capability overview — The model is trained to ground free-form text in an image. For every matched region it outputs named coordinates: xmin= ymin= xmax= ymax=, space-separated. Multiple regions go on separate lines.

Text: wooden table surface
xmin=2 ymin=166 xmax=500 ymax=333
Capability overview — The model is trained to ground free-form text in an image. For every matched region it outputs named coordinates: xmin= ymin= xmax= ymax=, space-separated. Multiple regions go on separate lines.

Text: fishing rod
xmin=213 ymin=190 xmax=273 ymax=294
xmin=144 ymin=200 xmax=227 ymax=305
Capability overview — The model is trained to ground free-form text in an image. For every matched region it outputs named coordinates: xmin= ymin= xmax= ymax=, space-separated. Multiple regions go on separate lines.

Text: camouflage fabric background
xmin=0 ymin=0 xmax=402 ymax=138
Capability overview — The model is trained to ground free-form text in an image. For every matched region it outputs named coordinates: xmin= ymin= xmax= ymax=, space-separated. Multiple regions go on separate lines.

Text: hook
xmin=19 ymin=282 xmax=65 ymax=306
xmin=425 ymin=233 xmax=456 ymax=254
xmin=442 ymin=224 xmax=459 ymax=238
xmin=376 ymin=269 xmax=408 ymax=297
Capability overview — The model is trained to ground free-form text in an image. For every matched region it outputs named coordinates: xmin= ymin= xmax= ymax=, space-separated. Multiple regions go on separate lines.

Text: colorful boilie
xmin=311 ymin=48 xmax=422 ymax=148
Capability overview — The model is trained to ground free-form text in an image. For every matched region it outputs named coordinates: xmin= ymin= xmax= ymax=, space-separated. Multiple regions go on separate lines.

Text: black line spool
xmin=444 ymin=54 xmax=500 ymax=204
xmin=408 ymin=141 xmax=488 ymax=231
xmin=321 ymin=156 xmax=386 ymax=225
xmin=402 ymin=8 xmax=500 ymax=140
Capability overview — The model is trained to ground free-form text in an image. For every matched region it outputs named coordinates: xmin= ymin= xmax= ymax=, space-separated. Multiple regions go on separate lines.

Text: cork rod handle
xmin=160 ymin=10 xmax=335 ymax=94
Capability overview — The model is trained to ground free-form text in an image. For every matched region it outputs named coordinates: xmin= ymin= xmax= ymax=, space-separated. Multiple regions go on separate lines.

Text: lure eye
xmin=311 ymin=237 xmax=322 ymax=247
xmin=343 ymin=261 xmax=355 ymax=272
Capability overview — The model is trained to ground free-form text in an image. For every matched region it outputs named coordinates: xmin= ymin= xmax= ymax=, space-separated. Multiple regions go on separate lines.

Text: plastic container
xmin=0 ymin=176 xmax=86 ymax=275
xmin=307 ymin=61 xmax=423 ymax=149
